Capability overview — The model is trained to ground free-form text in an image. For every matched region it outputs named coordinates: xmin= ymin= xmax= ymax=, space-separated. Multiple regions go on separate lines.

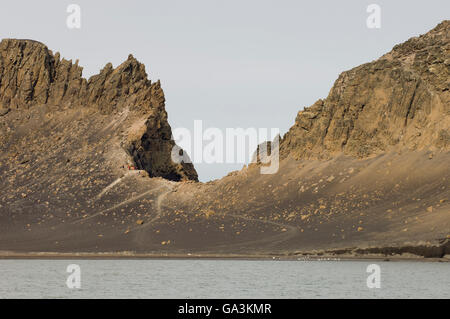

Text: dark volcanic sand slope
xmin=0 ymin=22 xmax=449 ymax=258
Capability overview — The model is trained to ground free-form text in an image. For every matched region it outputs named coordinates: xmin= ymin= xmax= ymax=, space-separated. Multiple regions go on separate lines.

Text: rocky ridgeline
xmin=280 ymin=20 xmax=449 ymax=160
xmin=0 ymin=38 xmax=197 ymax=181
xmin=0 ymin=39 xmax=158 ymax=112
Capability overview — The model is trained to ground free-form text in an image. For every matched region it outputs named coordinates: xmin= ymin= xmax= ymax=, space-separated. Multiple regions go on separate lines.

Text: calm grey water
xmin=0 ymin=259 xmax=448 ymax=298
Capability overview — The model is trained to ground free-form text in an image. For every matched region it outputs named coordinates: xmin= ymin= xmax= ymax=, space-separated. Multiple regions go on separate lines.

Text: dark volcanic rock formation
xmin=0 ymin=38 xmax=197 ymax=181
xmin=280 ymin=20 xmax=449 ymax=160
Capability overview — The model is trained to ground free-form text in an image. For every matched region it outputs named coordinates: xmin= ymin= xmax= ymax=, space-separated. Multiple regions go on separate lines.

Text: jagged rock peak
xmin=0 ymin=38 xmax=198 ymax=182
xmin=0 ymin=38 xmax=158 ymax=114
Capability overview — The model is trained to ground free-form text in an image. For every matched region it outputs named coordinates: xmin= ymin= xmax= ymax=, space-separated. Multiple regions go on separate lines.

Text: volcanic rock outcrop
xmin=0 ymin=38 xmax=197 ymax=181
xmin=280 ymin=20 xmax=449 ymax=159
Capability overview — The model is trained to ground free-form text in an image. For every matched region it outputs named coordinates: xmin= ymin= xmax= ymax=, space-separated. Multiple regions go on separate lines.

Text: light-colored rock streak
xmin=94 ymin=171 xmax=136 ymax=201
xmin=74 ymin=185 xmax=165 ymax=224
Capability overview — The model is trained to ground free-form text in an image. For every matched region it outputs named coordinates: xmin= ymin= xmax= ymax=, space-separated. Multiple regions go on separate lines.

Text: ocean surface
xmin=0 ymin=259 xmax=448 ymax=298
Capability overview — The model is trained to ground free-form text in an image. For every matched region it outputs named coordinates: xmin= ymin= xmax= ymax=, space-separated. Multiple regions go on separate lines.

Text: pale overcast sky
xmin=0 ymin=0 xmax=448 ymax=181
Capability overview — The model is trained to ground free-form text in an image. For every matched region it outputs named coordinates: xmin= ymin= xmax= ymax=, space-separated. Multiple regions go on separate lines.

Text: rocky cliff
xmin=0 ymin=39 xmax=197 ymax=181
xmin=280 ymin=20 xmax=449 ymax=160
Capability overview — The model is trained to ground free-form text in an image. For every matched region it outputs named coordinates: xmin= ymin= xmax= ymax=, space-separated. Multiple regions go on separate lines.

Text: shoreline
xmin=0 ymin=251 xmax=448 ymax=262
